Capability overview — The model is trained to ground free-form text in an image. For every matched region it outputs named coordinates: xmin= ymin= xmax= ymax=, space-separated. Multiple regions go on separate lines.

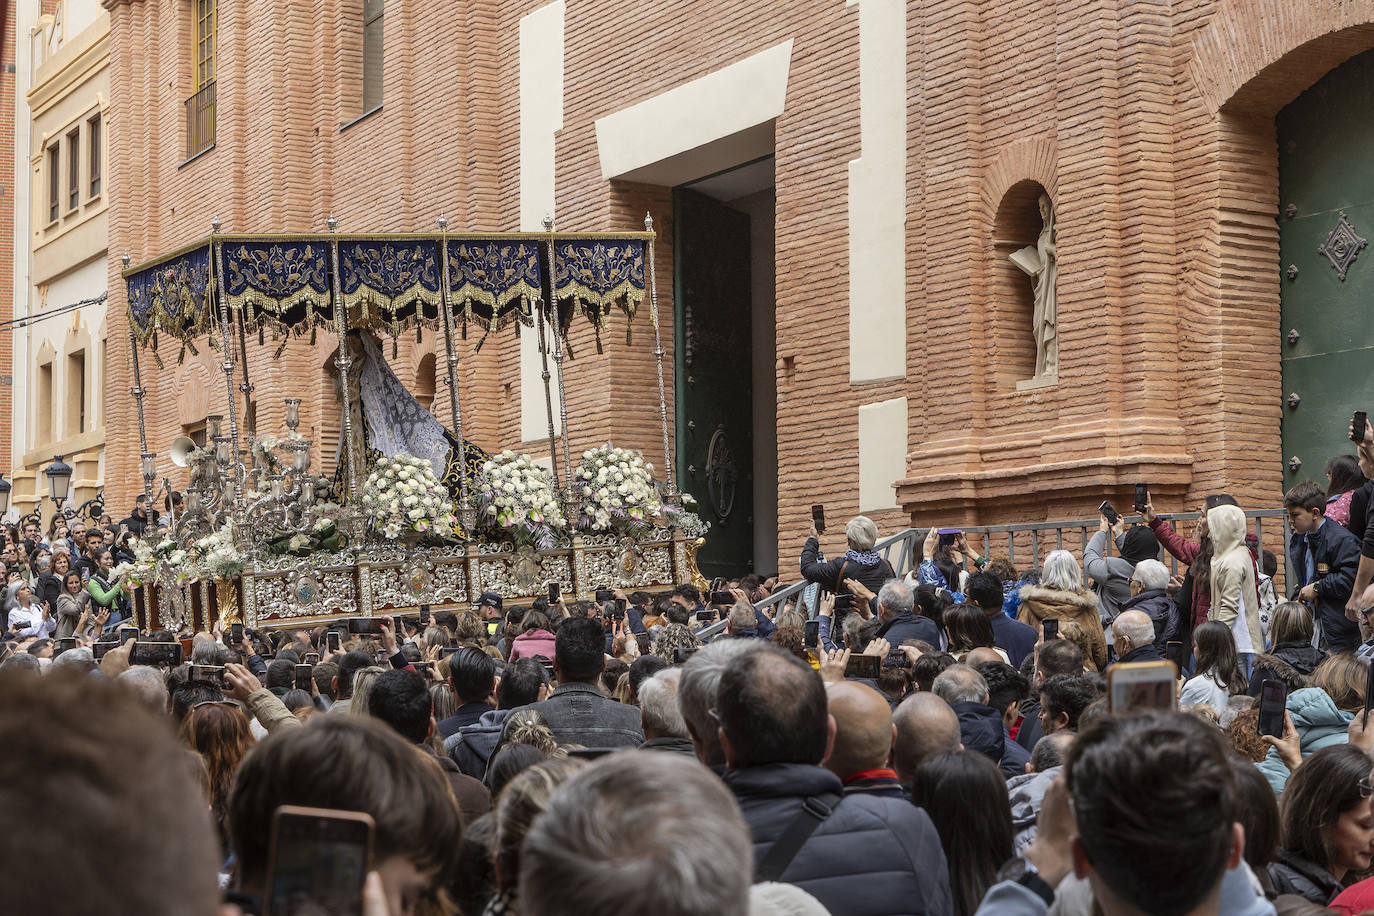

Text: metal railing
xmin=695 ymin=509 xmax=1293 ymax=640
xmin=185 ymin=81 xmax=217 ymax=159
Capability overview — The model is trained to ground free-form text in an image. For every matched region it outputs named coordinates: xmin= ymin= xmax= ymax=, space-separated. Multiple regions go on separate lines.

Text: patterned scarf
xmin=845 ymin=548 xmax=883 ymax=566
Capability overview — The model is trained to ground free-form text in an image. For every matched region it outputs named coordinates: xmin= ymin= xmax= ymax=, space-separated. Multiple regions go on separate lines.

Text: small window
xmin=37 ymin=362 xmax=54 ymax=444
xmin=65 ymin=350 xmax=85 ymax=437
xmin=66 ymin=129 xmax=80 ymax=211
xmin=87 ymin=113 xmax=101 ymax=198
xmin=195 ymin=0 xmax=217 ymax=91
xmin=47 ymin=146 xmax=59 ymax=223
xmin=362 ymin=0 xmax=384 ymax=113
xmin=185 ymin=424 xmax=208 ymax=450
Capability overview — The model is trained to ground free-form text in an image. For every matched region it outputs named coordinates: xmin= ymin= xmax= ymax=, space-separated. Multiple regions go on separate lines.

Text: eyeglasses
xmin=1360 ymin=777 xmax=1373 ymax=800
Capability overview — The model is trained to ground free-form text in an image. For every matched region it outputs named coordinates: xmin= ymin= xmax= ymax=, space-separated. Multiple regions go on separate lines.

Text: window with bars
xmin=88 ymin=113 xmax=101 ymax=198
xmin=362 ymin=0 xmax=383 ymax=114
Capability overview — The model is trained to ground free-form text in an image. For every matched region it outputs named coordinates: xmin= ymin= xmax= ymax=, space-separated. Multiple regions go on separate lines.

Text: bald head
xmin=1113 ymin=610 xmax=1155 ymax=653
xmin=825 ymin=682 xmax=896 ymax=780
xmin=892 ymin=693 xmax=961 ymax=785
xmin=963 ymin=647 xmax=1003 ymax=667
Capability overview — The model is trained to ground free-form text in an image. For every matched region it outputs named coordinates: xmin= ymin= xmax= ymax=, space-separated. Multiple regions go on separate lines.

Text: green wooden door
xmin=1278 ymin=48 xmax=1374 ymax=484
xmin=673 ymin=188 xmax=754 ymax=579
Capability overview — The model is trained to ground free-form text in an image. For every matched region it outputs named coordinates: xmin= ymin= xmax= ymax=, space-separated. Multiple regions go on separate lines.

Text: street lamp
xmin=0 ymin=472 xmax=12 ymax=516
xmin=45 ymin=455 xmax=73 ymax=508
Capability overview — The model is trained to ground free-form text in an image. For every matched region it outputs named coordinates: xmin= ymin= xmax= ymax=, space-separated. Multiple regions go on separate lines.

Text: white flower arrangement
xmin=357 ymin=453 xmax=456 ymax=540
xmin=572 ymin=444 xmax=664 ymax=533
xmin=128 ymin=535 xmax=180 ymax=588
xmin=473 ymin=451 xmax=566 ymax=548
xmin=190 ymin=524 xmax=246 ymax=582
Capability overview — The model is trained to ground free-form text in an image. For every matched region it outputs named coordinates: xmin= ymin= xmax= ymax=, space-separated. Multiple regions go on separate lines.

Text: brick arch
xmin=1189 ymin=0 xmax=1374 ymax=117
xmin=980 ymin=137 xmax=1057 ymax=226
xmin=1176 ymin=9 xmax=1374 ymax=505
xmin=175 ymin=362 xmax=213 ymax=427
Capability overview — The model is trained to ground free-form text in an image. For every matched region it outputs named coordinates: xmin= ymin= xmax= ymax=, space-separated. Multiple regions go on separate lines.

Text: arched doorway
xmin=1278 ymin=47 xmax=1374 ymax=482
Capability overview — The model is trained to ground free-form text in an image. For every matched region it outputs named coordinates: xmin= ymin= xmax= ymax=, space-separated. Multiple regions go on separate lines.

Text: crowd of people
xmin=9 ymin=423 xmax=1374 ymax=915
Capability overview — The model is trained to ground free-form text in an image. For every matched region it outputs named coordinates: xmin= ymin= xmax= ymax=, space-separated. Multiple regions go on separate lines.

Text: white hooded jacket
xmin=1207 ymin=504 xmax=1263 ymax=653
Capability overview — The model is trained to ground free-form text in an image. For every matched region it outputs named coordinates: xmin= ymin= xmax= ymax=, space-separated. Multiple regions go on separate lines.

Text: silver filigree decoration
xmin=1318 ymin=212 xmax=1368 ymax=282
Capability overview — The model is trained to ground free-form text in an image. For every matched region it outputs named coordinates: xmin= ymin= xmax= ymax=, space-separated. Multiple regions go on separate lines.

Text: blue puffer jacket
xmin=1256 ymin=687 xmax=1353 ymax=795
xmin=725 ymin=762 xmax=953 ymax=916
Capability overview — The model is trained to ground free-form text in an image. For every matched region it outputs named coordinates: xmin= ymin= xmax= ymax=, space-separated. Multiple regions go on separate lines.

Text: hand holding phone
xmin=811 ymin=504 xmax=826 ymax=535
xmin=1107 ymin=660 xmax=1178 ymax=713
xmin=1352 ymin=411 xmax=1369 ymax=446
xmin=804 ymin=619 xmax=820 ymax=648
xmin=1099 ymin=501 xmax=1121 ymax=526
xmin=1043 ymin=618 xmax=1059 ymax=640
xmin=1134 ymin=483 xmax=1149 ymax=514
xmin=547 ymin=582 xmax=561 ymax=604
xmin=1258 ymin=679 xmax=1288 ymax=738
xmin=266 ymin=806 xmax=374 ymax=916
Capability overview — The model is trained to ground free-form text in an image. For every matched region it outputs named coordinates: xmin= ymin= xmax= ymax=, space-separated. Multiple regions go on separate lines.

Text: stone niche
xmin=990 ymin=179 xmax=1050 ymax=390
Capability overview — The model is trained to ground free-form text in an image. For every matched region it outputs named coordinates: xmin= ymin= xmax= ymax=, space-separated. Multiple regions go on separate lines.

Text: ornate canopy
xmin=123 ymin=231 xmax=652 ymax=354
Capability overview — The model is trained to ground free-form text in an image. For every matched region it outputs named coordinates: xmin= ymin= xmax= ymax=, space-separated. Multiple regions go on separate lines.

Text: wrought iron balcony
xmin=185 ymin=81 xmax=217 ymax=160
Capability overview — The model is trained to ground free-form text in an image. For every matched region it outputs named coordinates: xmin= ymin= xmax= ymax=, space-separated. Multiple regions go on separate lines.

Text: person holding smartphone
xmin=800 ymin=515 xmax=895 ymax=602
xmin=1084 ymin=509 xmax=1160 ymax=640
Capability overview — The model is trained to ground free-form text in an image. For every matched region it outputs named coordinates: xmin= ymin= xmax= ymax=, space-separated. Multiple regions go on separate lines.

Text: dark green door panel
xmin=1278 ymin=48 xmax=1374 ymax=483
xmin=673 ymin=188 xmax=754 ymax=579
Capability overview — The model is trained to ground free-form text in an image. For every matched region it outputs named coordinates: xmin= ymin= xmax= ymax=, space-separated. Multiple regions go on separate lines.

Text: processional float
xmin=120 ymin=216 xmax=708 ymax=633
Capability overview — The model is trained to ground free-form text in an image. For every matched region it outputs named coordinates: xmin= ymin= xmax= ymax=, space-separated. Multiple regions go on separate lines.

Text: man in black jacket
xmin=719 ymin=645 xmax=952 ymax=916
xmin=119 ymin=495 xmax=159 ymax=538
xmin=1107 ymin=611 xmax=1164 ymax=668
xmin=1287 ymin=480 xmax=1362 ymax=652
xmin=523 ymin=617 xmax=642 ymax=748
xmin=1118 ymin=559 xmax=1180 ymax=648
xmin=874 ymin=580 xmax=940 ymax=650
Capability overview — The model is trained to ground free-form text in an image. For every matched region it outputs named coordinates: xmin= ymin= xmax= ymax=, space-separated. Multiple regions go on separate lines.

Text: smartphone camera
xmin=1134 ymin=483 xmax=1149 ymax=513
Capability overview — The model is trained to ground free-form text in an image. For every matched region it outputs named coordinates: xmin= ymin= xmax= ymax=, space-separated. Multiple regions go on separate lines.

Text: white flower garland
xmin=473 ymin=451 xmax=566 ymax=547
xmin=572 ymin=444 xmax=663 ymax=532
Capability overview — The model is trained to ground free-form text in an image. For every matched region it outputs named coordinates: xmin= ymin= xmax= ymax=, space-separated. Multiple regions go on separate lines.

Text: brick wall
xmin=102 ymin=0 xmax=1374 ymax=572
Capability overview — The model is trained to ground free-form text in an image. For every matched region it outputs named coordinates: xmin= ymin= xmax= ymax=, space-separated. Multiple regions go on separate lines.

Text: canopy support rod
xmin=235 ymin=307 xmax=256 ymax=436
xmin=644 ymin=213 xmax=674 ymax=495
xmin=436 ymin=216 xmax=468 ymax=512
xmin=536 ymin=260 xmax=561 ymax=488
xmin=546 ymin=216 xmax=573 ymax=493
xmin=211 ymin=221 xmax=246 ymax=521
xmin=327 ymin=218 xmax=361 ymax=499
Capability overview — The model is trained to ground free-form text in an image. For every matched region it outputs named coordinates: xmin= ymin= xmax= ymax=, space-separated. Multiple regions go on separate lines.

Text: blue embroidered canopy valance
xmin=123 ymin=231 xmax=651 ymax=354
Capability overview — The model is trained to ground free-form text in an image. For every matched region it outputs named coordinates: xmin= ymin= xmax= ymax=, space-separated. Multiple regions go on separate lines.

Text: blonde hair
xmin=1059 ymin=620 xmax=1098 ymax=672
xmin=494 ymin=757 xmax=588 ymax=895
xmin=1309 ymin=653 xmax=1366 ymax=712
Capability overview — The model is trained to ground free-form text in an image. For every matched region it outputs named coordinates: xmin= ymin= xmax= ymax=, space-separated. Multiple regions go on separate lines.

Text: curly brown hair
xmin=772 ymin=626 xmax=808 ymax=661
xmin=1223 ymin=708 xmax=1270 ymax=763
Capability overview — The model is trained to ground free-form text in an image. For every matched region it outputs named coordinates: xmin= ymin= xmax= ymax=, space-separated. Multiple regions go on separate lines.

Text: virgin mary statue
xmin=334 ymin=329 xmax=489 ymax=505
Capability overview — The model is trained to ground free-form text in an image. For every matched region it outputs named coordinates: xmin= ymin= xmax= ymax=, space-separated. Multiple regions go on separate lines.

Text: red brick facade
xmin=101 ymin=0 xmax=1374 ymax=570
xmin=0 ymin=0 xmax=16 ymax=479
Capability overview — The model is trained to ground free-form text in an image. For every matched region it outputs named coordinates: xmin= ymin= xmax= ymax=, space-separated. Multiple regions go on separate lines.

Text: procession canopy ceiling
xmin=123 ymin=231 xmax=652 ymax=353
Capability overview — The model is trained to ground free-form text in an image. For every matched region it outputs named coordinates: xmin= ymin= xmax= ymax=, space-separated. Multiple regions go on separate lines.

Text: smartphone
xmin=346 ymin=618 xmax=386 ymax=636
xmin=672 ymin=646 xmax=697 ymax=665
xmin=844 ymin=654 xmax=881 ymax=680
xmin=614 ymin=597 xmax=627 ymax=620
xmin=1164 ymin=640 xmax=1185 ymax=670
xmin=265 ymin=806 xmax=374 ymax=916
xmin=804 ymin=619 xmax=820 ymax=648
xmin=440 ymin=646 xmax=462 ymax=658
xmin=191 ymin=664 xmax=227 ymax=688
xmin=1258 ymin=679 xmax=1288 ymax=738
xmin=937 ymin=528 xmax=961 ymax=550
xmin=548 ymin=582 xmax=561 ymax=604
xmin=326 ymin=631 xmax=342 ymax=653
xmin=57 ymin=637 xmax=77 ymax=654
xmin=833 ymin=594 xmax=854 ymax=613
xmin=1107 ymin=660 xmax=1178 ymax=713
xmin=419 ymin=604 xmax=431 ymax=626
xmin=710 ymin=590 xmax=733 ymax=606
xmin=811 ymin=504 xmax=826 ymax=535
xmin=1098 ymin=500 xmax=1121 ymax=526
xmin=304 ymin=652 xmax=320 ymax=666
xmin=230 ymin=622 xmax=244 ymax=644
xmin=413 ymin=661 xmax=434 ymax=676
xmin=536 ymin=656 xmax=556 ymax=676
xmin=1134 ymin=483 xmax=1149 ymax=513
xmin=294 ymin=664 xmax=314 ymax=691
xmin=118 ymin=626 xmax=138 ymax=646
xmin=594 ymin=588 xmax=614 ymax=603
xmin=1043 ymin=618 xmax=1059 ymax=640
xmin=130 ymin=642 xmax=184 ymax=669
xmin=1353 ymin=411 xmax=1368 ymax=445
xmin=92 ymin=641 xmax=118 ymax=660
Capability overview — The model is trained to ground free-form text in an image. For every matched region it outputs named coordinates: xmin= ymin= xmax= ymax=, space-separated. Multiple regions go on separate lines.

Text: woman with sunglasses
xmin=1269 ymin=744 xmax=1374 ymax=903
